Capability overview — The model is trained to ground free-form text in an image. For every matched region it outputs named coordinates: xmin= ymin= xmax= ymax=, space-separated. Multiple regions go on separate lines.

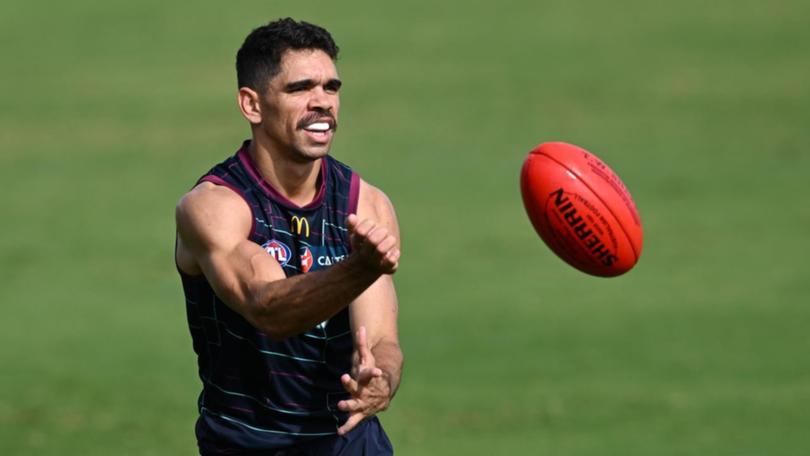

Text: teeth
xmin=305 ymin=122 xmax=330 ymax=132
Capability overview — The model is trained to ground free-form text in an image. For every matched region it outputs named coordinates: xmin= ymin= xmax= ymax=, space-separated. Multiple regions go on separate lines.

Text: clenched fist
xmin=347 ymin=214 xmax=400 ymax=275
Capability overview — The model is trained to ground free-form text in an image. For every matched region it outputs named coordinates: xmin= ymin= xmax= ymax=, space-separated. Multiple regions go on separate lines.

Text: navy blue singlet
xmin=179 ymin=140 xmax=361 ymax=453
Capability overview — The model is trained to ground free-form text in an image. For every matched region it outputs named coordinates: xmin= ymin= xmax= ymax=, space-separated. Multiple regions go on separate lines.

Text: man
xmin=175 ymin=18 xmax=402 ymax=455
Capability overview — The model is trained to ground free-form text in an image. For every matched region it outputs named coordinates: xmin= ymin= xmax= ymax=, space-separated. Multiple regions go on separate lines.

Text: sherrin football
xmin=520 ymin=142 xmax=643 ymax=277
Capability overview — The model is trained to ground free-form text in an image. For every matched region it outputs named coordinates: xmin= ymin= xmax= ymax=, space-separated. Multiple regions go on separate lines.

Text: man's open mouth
xmin=303 ymin=122 xmax=332 ymax=132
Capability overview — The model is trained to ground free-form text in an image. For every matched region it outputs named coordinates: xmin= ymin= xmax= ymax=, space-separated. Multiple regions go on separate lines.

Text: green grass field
xmin=2 ymin=0 xmax=809 ymax=454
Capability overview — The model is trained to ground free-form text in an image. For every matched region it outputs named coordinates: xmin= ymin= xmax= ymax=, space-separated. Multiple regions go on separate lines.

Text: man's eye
xmin=285 ymin=81 xmax=312 ymax=93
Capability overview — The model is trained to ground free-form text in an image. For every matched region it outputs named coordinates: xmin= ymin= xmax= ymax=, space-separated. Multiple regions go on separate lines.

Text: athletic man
xmin=175 ymin=18 xmax=402 ymax=455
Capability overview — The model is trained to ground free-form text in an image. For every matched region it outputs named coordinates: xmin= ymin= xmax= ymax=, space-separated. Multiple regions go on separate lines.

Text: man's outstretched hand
xmin=336 ymin=326 xmax=392 ymax=436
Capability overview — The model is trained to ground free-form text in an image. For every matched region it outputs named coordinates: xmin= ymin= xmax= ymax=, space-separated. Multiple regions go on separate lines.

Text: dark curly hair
xmin=236 ymin=18 xmax=339 ymax=93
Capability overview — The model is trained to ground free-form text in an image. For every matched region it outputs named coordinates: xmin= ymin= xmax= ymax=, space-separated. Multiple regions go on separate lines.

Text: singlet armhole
xmin=348 ymin=171 xmax=361 ymax=215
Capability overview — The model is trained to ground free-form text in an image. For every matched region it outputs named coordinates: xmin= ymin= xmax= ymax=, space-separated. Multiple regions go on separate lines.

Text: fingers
xmin=355 ymin=326 xmax=370 ymax=361
xmin=337 ymin=398 xmax=361 ymax=412
xmin=356 ymin=326 xmax=368 ymax=350
xmin=365 ymin=226 xmax=390 ymax=247
xmin=354 ymin=327 xmax=379 ymax=374
xmin=358 ymin=367 xmax=383 ymax=383
xmin=350 ymin=217 xmax=376 ymax=240
xmin=337 ymin=334 xmax=388 ymax=437
xmin=341 ymin=368 xmax=382 ymax=396
xmin=337 ymin=412 xmax=365 ymax=436
xmin=352 ymin=222 xmax=389 ymax=251
xmin=341 ymin=373 xmax=358 ymax=394
xmin=385 ymin=248 xmax=401 ymax=266
xmin=346 ymin=216 xmax=399 ymax=274
xmin=375 ymin=235 xmax=397 ymax=257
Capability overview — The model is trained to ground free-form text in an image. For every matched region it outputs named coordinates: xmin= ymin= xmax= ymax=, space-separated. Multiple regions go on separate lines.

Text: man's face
xmin=258 ymin=49 xmax=341 ymax=162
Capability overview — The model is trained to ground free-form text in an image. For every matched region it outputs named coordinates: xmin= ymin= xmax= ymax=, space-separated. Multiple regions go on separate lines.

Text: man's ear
xmin=237 ymin=87 xmax=262 ymax=124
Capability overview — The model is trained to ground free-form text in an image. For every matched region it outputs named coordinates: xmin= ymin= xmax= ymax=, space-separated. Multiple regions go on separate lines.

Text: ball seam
xmin=536 ymin=152 xmax=641 ymax=263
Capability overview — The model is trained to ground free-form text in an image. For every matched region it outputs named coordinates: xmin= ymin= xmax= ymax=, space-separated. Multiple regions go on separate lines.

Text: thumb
xmin=347 ymin=214 xmax=359 ymax=232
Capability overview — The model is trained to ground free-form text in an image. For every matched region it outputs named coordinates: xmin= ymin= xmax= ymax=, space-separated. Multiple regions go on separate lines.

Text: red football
xmin=520 ymin=142 xmax=643 ymax=277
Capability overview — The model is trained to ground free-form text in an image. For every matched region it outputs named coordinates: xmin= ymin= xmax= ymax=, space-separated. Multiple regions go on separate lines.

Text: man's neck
xmin=247 ymin=139 xmax=322 ymax=207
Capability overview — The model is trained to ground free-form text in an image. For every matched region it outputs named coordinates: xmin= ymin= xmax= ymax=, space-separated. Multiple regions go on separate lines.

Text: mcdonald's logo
xmin=291 ymin=215 xmax=310 ymax=237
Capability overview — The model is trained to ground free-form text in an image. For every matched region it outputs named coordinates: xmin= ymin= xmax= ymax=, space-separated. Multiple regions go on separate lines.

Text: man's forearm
xmin=372 ymin=340 xmax=403 ymax=398
xmin=249 ymin=257 xmax=381 ymax=340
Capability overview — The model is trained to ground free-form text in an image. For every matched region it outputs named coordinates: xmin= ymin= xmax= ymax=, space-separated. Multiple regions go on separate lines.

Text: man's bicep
xmin=356 ymin=180 xmax=401 ymax=246
xmin=352 ymin=180 xmax=401 ymax=346
xmin=199 ymin=241 xmax=288 ymax=314
xmin=175 ymin=184 xmax=286 ymax=311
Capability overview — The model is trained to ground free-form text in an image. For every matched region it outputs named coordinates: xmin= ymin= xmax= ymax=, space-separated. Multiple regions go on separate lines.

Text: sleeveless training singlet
xmin=179 ymin=140 xmax=361 ymax=452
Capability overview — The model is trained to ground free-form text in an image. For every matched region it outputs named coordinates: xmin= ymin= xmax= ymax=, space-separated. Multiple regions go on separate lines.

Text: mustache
xmin=297 ymin=112 xmax=337 ymax=130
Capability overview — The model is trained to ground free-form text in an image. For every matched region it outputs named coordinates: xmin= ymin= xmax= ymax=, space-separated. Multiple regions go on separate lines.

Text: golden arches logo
xmin=291 ymin=216 xmax=310 ymax=237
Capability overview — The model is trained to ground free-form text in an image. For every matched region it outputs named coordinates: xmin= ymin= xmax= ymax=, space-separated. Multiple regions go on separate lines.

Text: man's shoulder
xmin=176 ymin=182 xmax=253 ymax=235
xmin=357 ymin=179 xmax=398 ymax=231
xmin=179 ymin=181 xmax=245 ymax=211
xmin=357 ymin=176 xmax=392 ymax=202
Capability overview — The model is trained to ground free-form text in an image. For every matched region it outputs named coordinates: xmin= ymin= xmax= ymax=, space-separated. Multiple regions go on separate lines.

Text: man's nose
xmin=308 ymin=87 xmax=335 ymax=112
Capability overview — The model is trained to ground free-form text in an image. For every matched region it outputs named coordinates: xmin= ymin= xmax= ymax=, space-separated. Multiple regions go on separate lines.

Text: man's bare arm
xmin=175 ymin=182 xmax=400 ymax=340
xmin=352 ymin=183 xmax=403 ymax=394
xmin=337 ymin=181 xmax=404 ymax=434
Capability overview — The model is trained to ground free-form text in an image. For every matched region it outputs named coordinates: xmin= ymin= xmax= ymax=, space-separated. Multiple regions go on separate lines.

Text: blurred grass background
xmin=1 ymin=0 xmax=809 ymax=454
